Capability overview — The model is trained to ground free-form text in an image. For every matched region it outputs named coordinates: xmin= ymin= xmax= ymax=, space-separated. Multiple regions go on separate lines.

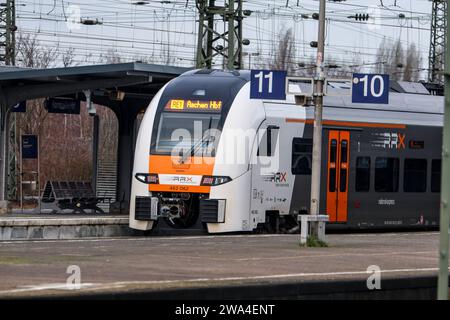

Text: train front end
xmin=129 ymin=70 xmax=263 ymax=233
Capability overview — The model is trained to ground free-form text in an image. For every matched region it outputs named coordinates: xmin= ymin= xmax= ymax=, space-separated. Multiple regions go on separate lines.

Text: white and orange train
xmin=130 ymin=69 xmax=443 ymax=233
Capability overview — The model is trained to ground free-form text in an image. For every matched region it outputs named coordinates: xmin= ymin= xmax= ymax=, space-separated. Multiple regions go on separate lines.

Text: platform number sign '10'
xmin=250 ymin=70 xmax=286 ymax=100
xmin=352 ymin=73 xmax=389 ymax=104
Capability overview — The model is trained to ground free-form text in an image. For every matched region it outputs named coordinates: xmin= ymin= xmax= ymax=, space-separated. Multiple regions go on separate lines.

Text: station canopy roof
xmin=0 ymin=62 xmax=192 ymax=108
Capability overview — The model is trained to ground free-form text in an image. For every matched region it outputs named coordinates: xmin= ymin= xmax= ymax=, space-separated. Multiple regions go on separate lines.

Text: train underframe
xmin=142 ymin=191 xmax=439 ymax=234
xmin=149 ymin=191 xmax=299 ymax=233
xmin=150 ymin=192 xmax=205 ymax=229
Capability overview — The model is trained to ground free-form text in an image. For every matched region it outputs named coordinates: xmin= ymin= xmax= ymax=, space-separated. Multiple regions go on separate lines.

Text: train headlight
xmin=135 ymin=173 xmax=159 ymax=184
xmin=200 ymin=176 xmax=232 ymax=186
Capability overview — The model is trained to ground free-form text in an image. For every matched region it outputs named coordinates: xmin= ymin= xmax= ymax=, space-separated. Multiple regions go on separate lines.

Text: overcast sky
xmin=15 ymin=0 xmax=434 ymax=78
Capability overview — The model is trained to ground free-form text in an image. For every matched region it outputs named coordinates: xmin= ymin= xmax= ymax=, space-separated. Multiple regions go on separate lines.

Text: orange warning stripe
xmin=148 ymin=155 xmax=214 ymax=193
xmin=285 ymin=118 xmax=406 ymax=129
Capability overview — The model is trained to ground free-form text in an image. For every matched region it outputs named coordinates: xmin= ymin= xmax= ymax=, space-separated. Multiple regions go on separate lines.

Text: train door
xmin=326 ymin=130 xmax=350 ymax=222
xmin=250 ymin=119 xmax=292 ymax=225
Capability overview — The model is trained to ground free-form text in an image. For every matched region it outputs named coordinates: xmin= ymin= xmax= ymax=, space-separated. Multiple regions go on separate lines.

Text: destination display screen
xmin=165 ymin=99 xmax=222 ymax=112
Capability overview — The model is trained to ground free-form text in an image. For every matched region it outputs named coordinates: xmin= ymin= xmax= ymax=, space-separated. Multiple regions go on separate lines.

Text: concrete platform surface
xmin=0 ymin=215 xmax=137 ymax=240
xmin=0 ymin=215 xmax=129 ymax=226
xmin=0 ymin=231 xmax=448 ymax=299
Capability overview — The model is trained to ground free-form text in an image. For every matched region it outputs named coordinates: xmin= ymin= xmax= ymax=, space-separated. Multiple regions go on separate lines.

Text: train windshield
xmin=154 ymin=112 xmax=221 ymax=156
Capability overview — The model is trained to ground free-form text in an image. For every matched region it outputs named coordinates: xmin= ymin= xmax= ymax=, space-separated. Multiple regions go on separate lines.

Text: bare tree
xmin=133 ymin=54 xmax=156 ymax=64
xmin=102 ymin=48 xmax=122 ymax=64
xmin=15 ymin=33 xmax=54 ymax=136
xmin=266 ymin=28 xmax=296 ymax=74
xmin=295 ymin=55 xmax=315 ymax=77
xmin=62 ymin=47 xmax=76 ymax=67
xmin=97 ymin=107 xmax=118 ymax=164
xmin=325 ymin=54 xmax=362 ymax=78
xmin=260 ymin=28 xmax=362 ymax=78
xmin=375 ymin=37 xmax=394 ymax=75
xmin=375 ymin=38 xmax=421 ymax=81
xmin=161 ymin=45 xmax=177 ymax=66
xmin=403 ymin=43 xmax=421 ymax=82
xmin=15 ymin=33 xmax=59 ymax=69
xmin=344 ymin=54 xmax=363 ymax=75
xmin=12 ymin=33 xmax=95 ymax=202
xmin=390 ymin=39 xmax=405 ymax=81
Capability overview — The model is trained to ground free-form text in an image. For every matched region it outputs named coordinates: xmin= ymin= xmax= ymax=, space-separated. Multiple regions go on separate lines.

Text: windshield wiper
xmin=179 ymin=117 xmax=213 ymax=164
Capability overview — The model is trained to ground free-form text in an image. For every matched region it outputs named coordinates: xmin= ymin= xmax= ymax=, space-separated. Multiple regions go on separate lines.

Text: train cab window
xmin=403 ymin=159 xmax=427 ymax=192
xmin=257 ymin=126 xmax=279 ymax=157
xmin=355 ymin=157 xmax=371 ymax=192
xmin=155 ymin=112 xmax=221 ymax=155
xmin=375 ymin=157 xmax=399 ymax=192
xmin=431 ymin=159 xmax=441 ymax=193
xmin=292 ymin=138 xmax=313 ymax=175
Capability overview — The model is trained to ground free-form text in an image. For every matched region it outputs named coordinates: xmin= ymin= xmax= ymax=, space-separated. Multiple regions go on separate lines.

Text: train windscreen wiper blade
xmin=179 ymin=117 xmax=213 ymax=164
xmin=180 ymin=138 xmax=204 ymax=163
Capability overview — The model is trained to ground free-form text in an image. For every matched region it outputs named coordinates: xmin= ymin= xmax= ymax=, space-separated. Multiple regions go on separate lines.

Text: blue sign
xmin=11 ymin=101 xmax=26 ymax=113
xmin=352 ymin=73 xmax=389 ymax=104
xmin=22 ymin=135 xmax=38 ymax=159
xmin=250 ymin=70 xmax=287 ymax=100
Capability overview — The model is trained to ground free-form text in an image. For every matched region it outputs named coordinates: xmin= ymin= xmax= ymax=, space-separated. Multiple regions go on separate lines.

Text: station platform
xmin=0 ymin=214 xmax=138 ymax=240
xmin=0 ymin=212 xmax=209 ymax=240
xmin=0 ymin=232 xmax=448 ymax=299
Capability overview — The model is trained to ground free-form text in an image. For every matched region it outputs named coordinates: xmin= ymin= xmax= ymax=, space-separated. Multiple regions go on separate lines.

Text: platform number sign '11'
xmin=250 ymin=70 xmax=287 ymax=100
xmin=352 ymin=73 xmax=389 ymax=104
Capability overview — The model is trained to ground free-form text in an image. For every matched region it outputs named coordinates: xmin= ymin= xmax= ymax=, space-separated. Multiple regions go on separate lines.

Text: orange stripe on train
xmin=148 ymin=155 xmax=215 ymax=193
xmin=285 ymin=118 xmax=406 ymax=129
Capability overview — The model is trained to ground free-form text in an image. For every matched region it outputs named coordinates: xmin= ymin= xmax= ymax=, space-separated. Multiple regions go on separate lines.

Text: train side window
xmin=375 ymin=157 xmax=399 ymax=192
xmin=355 ymin=157 xmax=371 ymax=192
xmin=292 ymin=138 xmax=313 ymax=175
xmin=403 ymin=159 xmax=427 ymax=192
xmin=339 ymin=140 xmax=349 ymax=192
xmin=257 ymin=127 xmax=279 ymax=157
xmin=328 ymin=139 xmax=337 ymax=192
xmin=431 ymin=159 xmax=441 ymax=193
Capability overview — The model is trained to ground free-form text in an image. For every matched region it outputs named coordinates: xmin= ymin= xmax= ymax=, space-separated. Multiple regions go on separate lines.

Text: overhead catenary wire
xmin=12 ymin=0 xmax=432 ymax=79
